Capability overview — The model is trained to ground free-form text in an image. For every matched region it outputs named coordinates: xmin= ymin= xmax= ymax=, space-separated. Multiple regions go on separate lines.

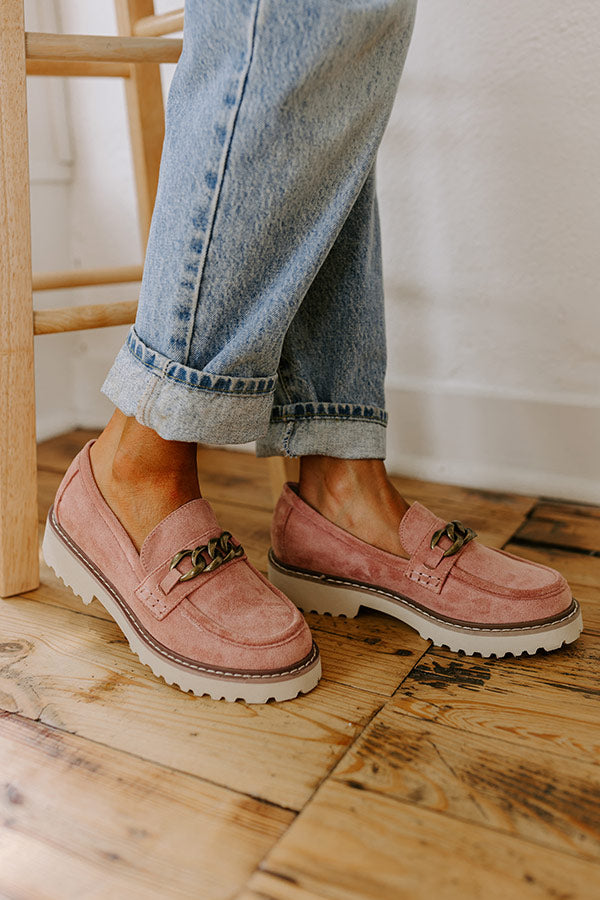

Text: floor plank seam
xmin=239 ymin=650 xmax=448 ymax=893
xmin=508 ymin=537 xmax=600 ymax=559
xmin=536 ymin=495 xmax=600 ymax=511
xmin=4 ymin=708 xmax=300 ymax=816
xmin=239 ymin=696 xmax=389 ymax=893
xmin=499 ymin=508 xmax=537 ymax=552
xmin=389 ymin=643 xmax=432 ymax=696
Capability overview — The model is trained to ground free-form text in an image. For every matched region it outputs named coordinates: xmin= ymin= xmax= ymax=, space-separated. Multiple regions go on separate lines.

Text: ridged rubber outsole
xmin=267 ymin=551 xmax=583 ymax=659
xmin=41 ymin=517 xmax=321 ymax=703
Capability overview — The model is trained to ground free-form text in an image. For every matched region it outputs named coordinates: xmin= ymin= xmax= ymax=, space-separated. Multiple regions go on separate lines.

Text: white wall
xmin=379 ymin=0 xmax=600 ymax=501
xmin=30 ymin=1 xmax=600 ymax=501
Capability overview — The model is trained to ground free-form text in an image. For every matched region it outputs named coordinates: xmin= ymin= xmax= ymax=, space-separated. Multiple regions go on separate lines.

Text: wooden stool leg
xmin=0 ymin=1 xmax=39 ymax=597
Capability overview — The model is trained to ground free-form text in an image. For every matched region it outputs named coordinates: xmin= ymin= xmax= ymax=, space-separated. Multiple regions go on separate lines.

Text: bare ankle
xmin=299 ymin=457 xmax=397 ymax=511
xmin=92 ymin=413 xmax=199 ymax=492
xmin=297 ymin=456 xmax=410 ymax=557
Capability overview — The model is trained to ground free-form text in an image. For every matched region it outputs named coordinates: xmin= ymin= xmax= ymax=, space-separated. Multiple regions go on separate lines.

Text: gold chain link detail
xmin=430 ymin=520 xmax=477 ymax=558
xmin=169 ymin=531 xmax=244 ymax=584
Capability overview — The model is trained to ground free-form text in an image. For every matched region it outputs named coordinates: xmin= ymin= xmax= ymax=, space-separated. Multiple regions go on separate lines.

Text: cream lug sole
xmin=268 ymin=550 xmax=583 ymax=659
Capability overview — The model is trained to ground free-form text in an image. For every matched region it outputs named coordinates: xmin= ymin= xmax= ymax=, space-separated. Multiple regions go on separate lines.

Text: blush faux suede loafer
xmin=268 ymin=483 xmax=583 ymax=658
xmin=42 ymin=442 xmax=321 ymax=703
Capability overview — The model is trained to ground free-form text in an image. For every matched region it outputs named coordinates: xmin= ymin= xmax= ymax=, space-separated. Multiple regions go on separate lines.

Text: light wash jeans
xmin=102 ymin=0 xmax=417 ymax=457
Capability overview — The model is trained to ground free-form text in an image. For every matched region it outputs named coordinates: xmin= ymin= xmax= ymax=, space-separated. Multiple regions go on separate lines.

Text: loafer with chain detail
xmin=42 ymin=442 xmax=321 ymax=702
xmin=268 ymin=483 xmax=583 ymax=657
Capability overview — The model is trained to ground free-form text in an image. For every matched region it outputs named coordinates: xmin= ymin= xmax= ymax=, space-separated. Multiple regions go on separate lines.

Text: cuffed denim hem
xmin=101 ymin=326 xmax=277 ymax=443
xmin=255 ymin=402 xmax=387 ymax=459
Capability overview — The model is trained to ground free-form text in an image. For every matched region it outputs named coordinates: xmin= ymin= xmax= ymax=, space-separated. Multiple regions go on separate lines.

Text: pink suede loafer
xmin=268 ymin=483 xmax=583 ymax=657
xmin=42 ymin=442 xmax=321 ymax=702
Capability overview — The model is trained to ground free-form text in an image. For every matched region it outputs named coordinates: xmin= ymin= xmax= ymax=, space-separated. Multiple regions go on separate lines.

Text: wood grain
xmin=0 ymin=0 xmax=39 ymax=597
xmin=24 ymin=32 xmax=182 ymax=64
xmin=514 ymin=501 xmax=600 ymax=553
xmin=33 ymin=264 xmax=142 ymax=291
xmin=0 ymin=711 xmax=293 ymax=900
xmin=33 ymin=299 xmax=138 ymax=334
xmin=391 ymin=641 xmax=600 ymax=765
xmin=0 ymin=594 xmax=383 ymax=810
xmin=334 ymin=706 xmax=600 ymax=860
xmin=307 ymin=630 xmax=427 ymax=697
xmin=26 ymin=59 xmax=132 ymax=77
xmin=134 ymin=8 xmax=184 ymax=38
xmin=247 ymin=780 xmax=600 ymax=900
xmin=21 ymin=430 xmax=600 ymax=895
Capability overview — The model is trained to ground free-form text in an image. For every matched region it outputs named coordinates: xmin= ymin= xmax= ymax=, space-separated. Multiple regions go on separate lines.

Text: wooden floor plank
xmin=197 ymin=446 xmax=275 ymax=511
xmin=0 ymin=594 xmax=383 ymax=810
xmin=0 ymin=711 xmax=293 ymax=900
xmin=390 ymin=638 xmax=600 ymax=765
xmin=514 ymin=501 xmax=600 ymax=553
xmin=308 ymin=630 xmax=427 ymax=697
xmin=333 ymin=706 xmax=600 ymax=861
xmin=246 ymin=780 xmax=600 ymax=900
xmin=532 ymin=501 xmax=600 ymax=521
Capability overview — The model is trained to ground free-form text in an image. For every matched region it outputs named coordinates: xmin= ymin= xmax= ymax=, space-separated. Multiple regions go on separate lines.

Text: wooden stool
xmin=0 ymin=1 xmax=296 ymax=599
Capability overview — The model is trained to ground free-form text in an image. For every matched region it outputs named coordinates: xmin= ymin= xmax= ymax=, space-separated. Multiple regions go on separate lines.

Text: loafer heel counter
xmin=271 ymin=490 xmax=293 ymax=562
xmin=53 ymin=453 xmax=83 ymax=525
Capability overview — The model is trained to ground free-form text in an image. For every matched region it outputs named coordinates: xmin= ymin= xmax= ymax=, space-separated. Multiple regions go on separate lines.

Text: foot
xmin=269 ymin=483 xmax=583 ymax=657
xmin=299 ymin=457 xmax=410 ymax=558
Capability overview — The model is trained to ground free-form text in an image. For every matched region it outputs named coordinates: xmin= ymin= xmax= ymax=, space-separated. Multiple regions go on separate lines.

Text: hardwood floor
xmin=1 ymin=429 xmax=599 ymax=899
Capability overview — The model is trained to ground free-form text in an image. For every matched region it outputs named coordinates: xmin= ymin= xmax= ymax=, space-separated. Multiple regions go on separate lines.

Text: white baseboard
xmin=384 ymin=380 xmax=600 ymax=504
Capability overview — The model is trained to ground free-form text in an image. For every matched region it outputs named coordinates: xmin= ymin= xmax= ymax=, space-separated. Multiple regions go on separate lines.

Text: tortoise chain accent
xmin=169 ymin=531 xmax=244 ymax=584
xmin=430 ymin=520 xmax=477 ymax=558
